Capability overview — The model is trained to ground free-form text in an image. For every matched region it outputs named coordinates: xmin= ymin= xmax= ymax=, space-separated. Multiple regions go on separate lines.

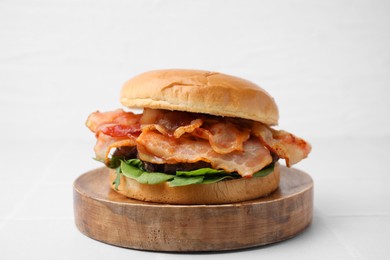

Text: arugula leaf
xmin=253 ymin=163 xmax=274 ymax=177
xmin=120 ymin=159 xmax=174 ymax=185
xmin=93 ymin=156 xmax=122 ymax=169
xmin=123 ymin=158 xmax=143 ymax=169
xmin=176 ymin=168 xmax=226 ymax=176
xmin=112 ymin=167 xmax=121 ymax=190
xmin=136 ymin=172 xmax=175 ymax=185
xmin=108 ymin=156 xmax=122 ymax=168
xmin=120 ymin=159 xmax=143 ymax=178
xmin=169 ymin=176 xmax=204 ymax=187
xmin=116 ymin=159 xmax=275 ymax=187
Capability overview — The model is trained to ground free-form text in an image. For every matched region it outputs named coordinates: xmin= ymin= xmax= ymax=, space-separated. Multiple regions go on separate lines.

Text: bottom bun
xmin=109 ymin=163 xmax=280 ymax=204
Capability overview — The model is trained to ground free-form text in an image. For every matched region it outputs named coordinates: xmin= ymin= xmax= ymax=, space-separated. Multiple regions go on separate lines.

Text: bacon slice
xmin=94 ymin=133 xmax=137 ymax=164
xmin=252 ymin=123 xmax=311 ymax=167
xmin=86 ymin=108 xmax=311 ymax=173
xmin=141 ymin=108 xmax=203 ymax=138
xmin=86 ymin=109 xmax=141 ymax=163
xmin=141 ymin=109 xmax=200 ymax=135
xmin=137 ymin=130 xmax=272 ymax=177
xmin=142 ymin=118 xmax=204 ymax=139
xmin=86 ymin=109 xmax=142 ymax=137
xmin=173 ymin=119 xmax=203 ymax=138
xmin=141 ymin=108 xmax=250 ymax=154
xmin=193 ymin=122 xmax=250 ymax=154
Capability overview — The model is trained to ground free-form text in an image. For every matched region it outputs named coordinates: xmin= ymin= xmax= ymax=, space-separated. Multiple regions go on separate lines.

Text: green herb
xmin=176 ymin=168 xmax=226 ymax=176
xmin=93 ymin=156 xmax=122 ymax=168
xmin=114 ymin=159 xmax=274 ymax=187
xmin=253 ymin=163 xmax=274 ymax=177
xmin=120 ymin=159 xmax=174 ymax=184
xmin=169 ymin=176 xmax=204 ymax=187
xmin=112 ymin=167 xmax=122 ymax=190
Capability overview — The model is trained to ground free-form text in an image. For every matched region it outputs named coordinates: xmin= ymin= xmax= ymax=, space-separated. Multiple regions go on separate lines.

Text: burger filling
xmin=86 ymin=108 xmax=311 ymax=187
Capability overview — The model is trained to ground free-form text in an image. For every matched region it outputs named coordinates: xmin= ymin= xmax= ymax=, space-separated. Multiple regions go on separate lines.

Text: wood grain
xmin=73 ymin=166 xmax=313 ymax=252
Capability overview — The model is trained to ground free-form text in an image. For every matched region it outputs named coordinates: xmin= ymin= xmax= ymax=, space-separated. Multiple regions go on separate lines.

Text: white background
xmin=1 ymin=0 xmax=389 ymax=259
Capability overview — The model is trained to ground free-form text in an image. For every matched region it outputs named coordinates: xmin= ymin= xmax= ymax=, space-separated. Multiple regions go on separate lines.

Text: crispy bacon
xmin=252 ymin=123 xmax=311 ymax=167
xmin=86 ymin=109 xmax=142 ymax=137
xmin=86 ymin=108 xmax=311 ymax=173
xmin=93 ymin=133 xmax=137 ymax=164
xmin=142 ymin=118 xmax=204 ymax=139
xmin=141 ymin=109 xmax=200 ymax=136
xmin=173 ymin=119 xmax=203 ymax=138
xmin=141 ymin=109 xmax=250 ymax=154
xmin=193 ymin=122 xmax=250 ymax=154
xmin=137 ymin=130 xmax=272 ymax=177
xmin=86 ymin=109 xmax=141 ymax=163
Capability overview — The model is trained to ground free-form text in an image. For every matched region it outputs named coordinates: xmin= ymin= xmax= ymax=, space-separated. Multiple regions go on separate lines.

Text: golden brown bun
xmin=109 ymin=163 xmax=280 ymax=204
xmin=120 ymin=69 xmax=279 ymax=125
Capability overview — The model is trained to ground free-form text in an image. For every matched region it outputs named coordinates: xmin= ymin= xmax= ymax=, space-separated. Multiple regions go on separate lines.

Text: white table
xmin=1 ymin=137 xmax=388 ymax=259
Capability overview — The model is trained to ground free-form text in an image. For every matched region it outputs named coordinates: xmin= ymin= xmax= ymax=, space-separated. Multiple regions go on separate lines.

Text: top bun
xmin=120 ymin=69 xmax=279 ymax=125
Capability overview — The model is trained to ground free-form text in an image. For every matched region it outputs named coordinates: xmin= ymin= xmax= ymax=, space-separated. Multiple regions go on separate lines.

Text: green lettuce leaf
xmin=112 ymin=167 xmax=122 ymax=190
xmin=114 ymin=159 xmax=275 ymax=187
xmin=169 ymin=176 xmax=204 ymax=187
xmin=176 ymin=168 xmax=226 ymax=176
xmin=120 ymin=159 xmax=174 ymax=185
xmin=253 ymin=163 xmax=274 ymax=177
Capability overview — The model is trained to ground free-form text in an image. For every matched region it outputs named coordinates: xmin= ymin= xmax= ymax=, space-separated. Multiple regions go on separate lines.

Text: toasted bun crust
xmin=120 ymin=69 xmax=279 ymax=125
xmin=109 ymin=163 xmax=280 ymax=204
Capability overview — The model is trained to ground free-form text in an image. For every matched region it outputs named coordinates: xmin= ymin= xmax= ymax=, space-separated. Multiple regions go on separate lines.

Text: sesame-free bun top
xmin=120 ymin=69 xmax=279 ymax=125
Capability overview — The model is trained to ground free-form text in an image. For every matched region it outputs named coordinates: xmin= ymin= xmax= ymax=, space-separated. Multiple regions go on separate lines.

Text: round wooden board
xmin=73 ymin=166 xmax=313 ymax=252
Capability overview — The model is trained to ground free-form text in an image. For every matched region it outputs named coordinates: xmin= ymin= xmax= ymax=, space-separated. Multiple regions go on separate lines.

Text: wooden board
xmin=73 ymin=166 xmax=313 ymax=252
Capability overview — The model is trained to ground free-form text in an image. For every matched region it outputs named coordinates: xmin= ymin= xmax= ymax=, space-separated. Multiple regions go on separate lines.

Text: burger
xmin=86 ymin=69 xmax=311 ymax=204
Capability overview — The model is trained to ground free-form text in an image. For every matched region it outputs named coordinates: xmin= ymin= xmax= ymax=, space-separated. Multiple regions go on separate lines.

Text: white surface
xmin=1 ymin=0 xmax=390 ymax=259
xmin=1 ymin=138 xmax=389 ymax=259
